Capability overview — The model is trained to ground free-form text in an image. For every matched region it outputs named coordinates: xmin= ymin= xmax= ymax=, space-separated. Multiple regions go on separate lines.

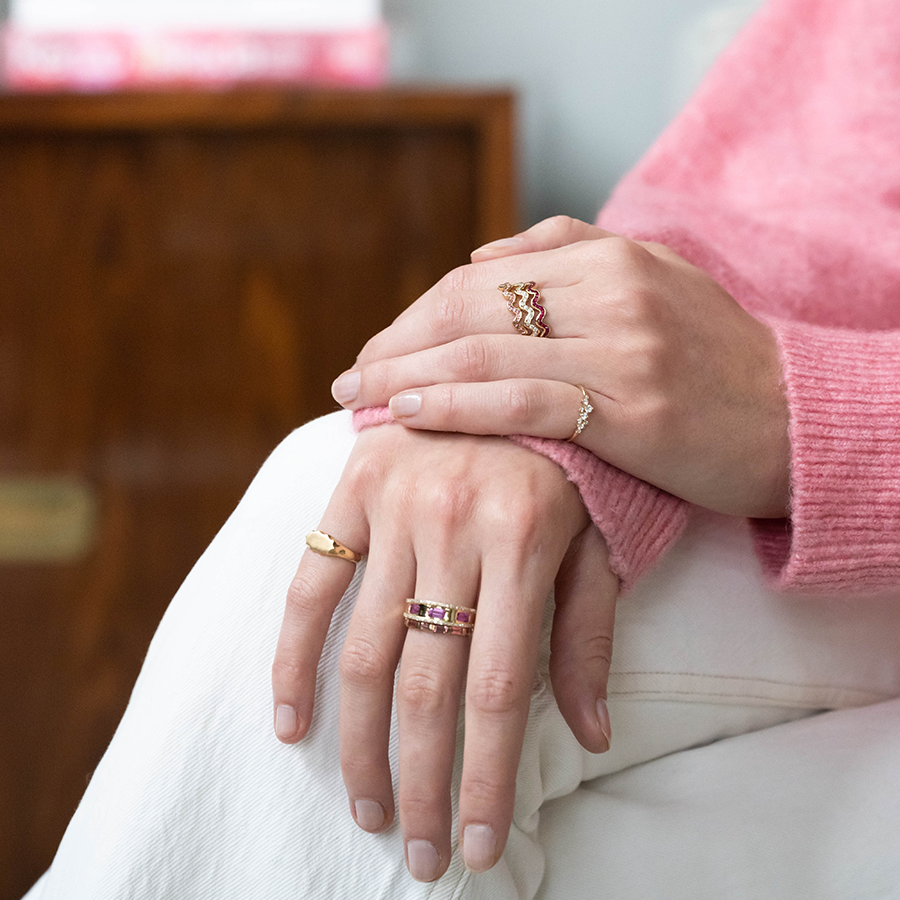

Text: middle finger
xmin=397 ymin=553 xmax=480 ymax=882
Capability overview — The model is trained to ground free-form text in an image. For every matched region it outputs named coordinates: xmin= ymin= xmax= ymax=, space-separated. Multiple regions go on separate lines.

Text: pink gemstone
xmin=456 ymin=612 xmax=471 ymax=623
xmin=428 ymin=607 xmax=446 ymax=620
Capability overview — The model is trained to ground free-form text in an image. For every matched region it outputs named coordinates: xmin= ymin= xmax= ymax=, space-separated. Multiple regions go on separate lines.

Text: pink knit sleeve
xmin=750 ymin=319 xmax=900 ymax=593
xmin=352 ymin=408 xmax=689 ymax=592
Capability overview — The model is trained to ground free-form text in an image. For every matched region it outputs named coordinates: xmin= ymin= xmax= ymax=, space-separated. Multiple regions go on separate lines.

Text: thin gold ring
xmin=305 ymin=530 xmax=363 ymax=563
xmin=567 ymin=385 xmax=593 ymax=442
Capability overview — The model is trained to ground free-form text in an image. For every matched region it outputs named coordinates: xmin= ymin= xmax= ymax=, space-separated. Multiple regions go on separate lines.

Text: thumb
xmin=471 ymin=215 xmax=616 ymax=261
xmin=550 ymin=525 xmax=618 ymax=754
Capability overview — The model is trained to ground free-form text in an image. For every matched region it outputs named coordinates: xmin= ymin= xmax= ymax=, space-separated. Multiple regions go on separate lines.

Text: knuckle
xmin=341 ymin=449 xmax=382 ymax=493
xmin=580 ymin=631 xmax=614 ymax=672
xmin=399 ymin=792 xmax=445 ymax=823
xmin=604 ymin=234 xmax=650 ymax=269
xmin=398 ymin=663 xmax=453 ymax=720
xmin=467 ymin=664 xmax=521 ymax=717
xmin=427 ymin=478 xmax=477 ymax=530
xmin=271 ymin=655 xmax=306 ymax=690
xmin=461 ymin=772 xmax=509 ymax=811
xmin=284 ymin=573 xmax=321 ymax=621
xmin=501 ymin=380 xmax=536 ymax=428
xmin=479 ymin=492 xmax=541 ymax=546
xmin=340 ymin=636 xmax=393 ymax=687
xmin=450 ymin=335 xmax=491 ymax=380
xmin=542 ymin=214 xmax=579 ymax=240
xmin=433 ymin=265 xmax=476 ymax=340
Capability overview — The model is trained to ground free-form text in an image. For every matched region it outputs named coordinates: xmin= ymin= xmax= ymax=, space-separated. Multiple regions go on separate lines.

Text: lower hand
xmin=271 ymin=425 xmax=617 ymax=881
xmin=330 ymin=216 xmax=790 ymax=518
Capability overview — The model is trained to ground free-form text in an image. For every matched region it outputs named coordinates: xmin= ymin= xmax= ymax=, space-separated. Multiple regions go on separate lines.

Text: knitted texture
xmin=597 ymin=0 xmax=900 ymax=593
xmin=357 ymin=0 xmax=900 ymax=594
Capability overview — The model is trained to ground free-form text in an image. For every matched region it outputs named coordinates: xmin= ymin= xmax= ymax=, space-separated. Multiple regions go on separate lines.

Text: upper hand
xmin=330 ymin=216 xmax=791 ymax=518
xmin=271 ymin=425 xmax=617 ymax=882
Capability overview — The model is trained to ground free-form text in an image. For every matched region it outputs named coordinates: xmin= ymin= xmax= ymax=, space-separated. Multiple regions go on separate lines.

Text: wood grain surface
xmin=0 ymin=88 xmax=516 ymax=899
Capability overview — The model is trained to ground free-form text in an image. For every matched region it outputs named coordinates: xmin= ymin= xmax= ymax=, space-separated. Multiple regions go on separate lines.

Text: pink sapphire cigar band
xmin=498 ymin=281 xmax=551 ymax=338
xmin=404 ymin=600 xmax=477 ymax=636
xmin=305 ymin=530 xmax=363 ymax=563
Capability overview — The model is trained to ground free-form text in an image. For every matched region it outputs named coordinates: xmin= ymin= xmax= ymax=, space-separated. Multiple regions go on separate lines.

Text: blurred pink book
xmin=1 ymin=25 xmax=388 ymax=90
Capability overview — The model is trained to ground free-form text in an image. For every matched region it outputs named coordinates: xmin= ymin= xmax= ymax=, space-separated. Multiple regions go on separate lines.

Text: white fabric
xmin=24 ymin=412 xmax=900 ymax=899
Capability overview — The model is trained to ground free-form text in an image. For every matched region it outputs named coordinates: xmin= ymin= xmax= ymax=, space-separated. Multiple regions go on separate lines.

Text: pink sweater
xmin=359 ymin=0 xmax=900 ymax=594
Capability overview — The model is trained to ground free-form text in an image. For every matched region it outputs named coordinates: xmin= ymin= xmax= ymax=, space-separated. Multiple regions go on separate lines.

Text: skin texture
xmin=271 ymin=426 xmax=618 ymax=882
xmin=332 ymin=216 xmax=791 ymax=519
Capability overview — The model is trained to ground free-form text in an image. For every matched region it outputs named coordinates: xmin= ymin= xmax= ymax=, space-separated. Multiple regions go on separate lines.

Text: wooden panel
xmin=0 ymin=89 xmax=516 ymax=899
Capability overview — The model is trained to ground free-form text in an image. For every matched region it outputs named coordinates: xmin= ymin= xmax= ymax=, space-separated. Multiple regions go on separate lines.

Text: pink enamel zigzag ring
xmin=498 ymin=281 xmax=551 ymax=338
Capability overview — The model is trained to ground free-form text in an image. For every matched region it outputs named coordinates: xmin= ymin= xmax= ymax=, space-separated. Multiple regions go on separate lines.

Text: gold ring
xmin=306 ymin=530 xmax=363 ymax=563
xmin=404 ymin=600 xmax=476 ymax=635
xmin=567 ymin=385 xmax=593 ymax=442
xmin=498 ymin=282 xmax=551 ymax=338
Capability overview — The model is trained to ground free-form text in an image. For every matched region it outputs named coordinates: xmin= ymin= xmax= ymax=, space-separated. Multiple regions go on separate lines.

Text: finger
xmin=272 ymin=497 xmax=368 ymax=744
xmin=350 ymin=236 xmax=622 ymax=373
xmin=458 ymin=543 xmax=565 ymax=874
xmin=470 ymin=215 xmax=616 ymax=261
xmin=339 ymin=528 xmax=415 ymax=835
xmin=550 ymin=526 xmax=618 ymax=753
xmin=336 ymin=328 xmax=598 ymax=411
xmin=397 ymin=554 xmax=478 ymax=881
xmin=388 ymin=380 xmax=602 ymax=446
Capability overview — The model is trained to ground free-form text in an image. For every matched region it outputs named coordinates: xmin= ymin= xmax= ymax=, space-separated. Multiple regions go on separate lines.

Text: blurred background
xmin=0 ymin=0 xmax=759 ymax=897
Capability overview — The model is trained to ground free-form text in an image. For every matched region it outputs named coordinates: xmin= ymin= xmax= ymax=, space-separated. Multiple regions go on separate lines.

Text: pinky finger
xmin=550 ymin=526 xmax=618 ymax=753
xmin=388 ymin=380 xmax=599 ymax=445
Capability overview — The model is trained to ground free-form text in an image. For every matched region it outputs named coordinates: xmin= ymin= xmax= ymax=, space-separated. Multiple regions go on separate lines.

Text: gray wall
xmin=387 ymin=0 xmax=760 ymax=226
xmin=0 ymin=0 xmax=760 ymax=225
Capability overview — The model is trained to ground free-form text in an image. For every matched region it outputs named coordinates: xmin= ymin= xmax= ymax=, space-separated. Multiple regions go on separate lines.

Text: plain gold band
xmin=305 ymin=530 xmax=363 ymax=563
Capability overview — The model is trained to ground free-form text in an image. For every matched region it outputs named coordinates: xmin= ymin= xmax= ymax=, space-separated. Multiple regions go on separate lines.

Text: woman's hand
xmin=330 ymin=216 xmax=791 ymax=519
xmin=271 ymin=425 xmax=617 ymax=881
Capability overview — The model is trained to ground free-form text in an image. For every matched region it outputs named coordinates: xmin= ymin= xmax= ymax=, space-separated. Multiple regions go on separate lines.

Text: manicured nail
xmin=596 ymin=698 xmax=612 ymax=750
xmin=331 ymin=370 xmax=360 ymax=404
xmin=407 ymin=840 xmax=441 ymax=882
xmin=390 ymin=392 xmax=422 ymax=418
xmin=274 ymin=704 xmax=298 ymax=740
xmin=354 ymin=799 xmax=386 ymax=832
xmin=471 ymin=236 xmax=522 ymax=255
xmin=463 ymin=824 xmax=496 ymax=872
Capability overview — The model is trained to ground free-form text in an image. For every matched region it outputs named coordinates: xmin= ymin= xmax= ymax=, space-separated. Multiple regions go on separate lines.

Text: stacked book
xmin=1 ymin=0 xmax=387 ymax=90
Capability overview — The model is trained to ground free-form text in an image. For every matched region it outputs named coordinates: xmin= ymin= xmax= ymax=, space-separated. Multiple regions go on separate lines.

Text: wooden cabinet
xmin=0 ymin=88 xmax=516 ymax=899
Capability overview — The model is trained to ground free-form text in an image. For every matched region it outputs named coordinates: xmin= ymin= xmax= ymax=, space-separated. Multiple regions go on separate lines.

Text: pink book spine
xmin=1 ymin=25 xmax=388 ymax=91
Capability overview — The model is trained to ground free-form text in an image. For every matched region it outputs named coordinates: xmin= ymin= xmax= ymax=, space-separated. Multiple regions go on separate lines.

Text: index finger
xmin=271 ymin=507 xmax=368 ymax=743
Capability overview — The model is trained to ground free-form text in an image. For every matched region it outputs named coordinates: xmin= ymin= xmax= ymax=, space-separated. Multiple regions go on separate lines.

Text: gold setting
xmin=567 ymin=385 xmax=593 ymax=442
xmin=404 ymin=600 xmax=476 ymax=636
xmin=305 ymin=530 xmax=363 ymax=563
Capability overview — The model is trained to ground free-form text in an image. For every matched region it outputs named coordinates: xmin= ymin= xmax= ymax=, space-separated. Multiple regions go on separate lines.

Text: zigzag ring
xmin=498 ymin=281 xmax=551 ymax=338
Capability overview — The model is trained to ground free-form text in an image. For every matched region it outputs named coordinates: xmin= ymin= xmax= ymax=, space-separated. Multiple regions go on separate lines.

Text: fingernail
xmin=390 ymin=392 xmax=422 ymax=418
xmin=463 ymin=824 xmax=496 ymax=872
xmin=407 ymin=839 xmax=441 ymax=882
xmin=471 ymin=236 xmax=522 ymax=256
xmin=354 ymin=799 xmax=386 ymax=832
xmin=596 ymin=698 xmax=612 ymax=751
xmin=274 ymin=704 xmax=298 ymax=740
xmin=331 ymin=370 xmax=360 ymax=404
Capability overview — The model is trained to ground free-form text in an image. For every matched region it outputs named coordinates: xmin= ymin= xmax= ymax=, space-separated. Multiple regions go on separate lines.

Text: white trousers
xmin=26 ymin=413 xmax=900 ymax=900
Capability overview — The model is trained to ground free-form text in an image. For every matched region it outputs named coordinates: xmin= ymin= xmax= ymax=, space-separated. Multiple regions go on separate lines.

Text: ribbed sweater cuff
xmin=352 ymin=408 xmax=689 ymax=592
xmin=752 ymin=318 xmax=900 ymax=593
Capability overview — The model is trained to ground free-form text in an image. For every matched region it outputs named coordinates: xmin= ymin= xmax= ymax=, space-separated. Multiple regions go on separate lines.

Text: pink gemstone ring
xmin=404 ymin=600 xmax=476 ymax=635
xmin=498 ymin=281 xmax=551 ymax=338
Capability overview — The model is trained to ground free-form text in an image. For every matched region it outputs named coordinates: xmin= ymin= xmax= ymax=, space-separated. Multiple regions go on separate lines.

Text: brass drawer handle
xmin=0 ymin=476 xmax=97 ymax=564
